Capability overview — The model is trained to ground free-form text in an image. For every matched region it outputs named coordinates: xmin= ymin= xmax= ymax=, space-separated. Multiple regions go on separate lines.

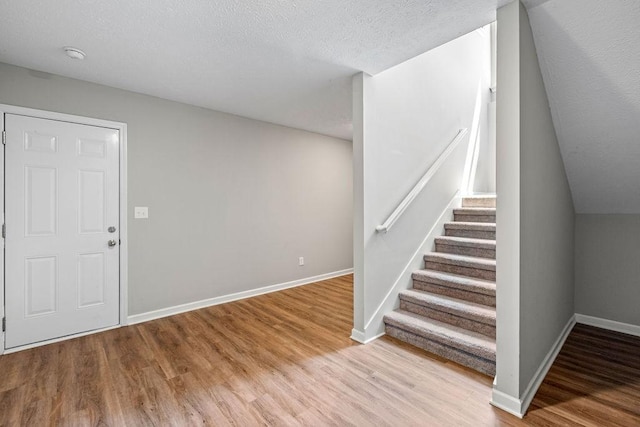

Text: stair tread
xmin=445 ymin=221 xmax=496 ymax=230
xmin=461 ymin=195 xmax=497 ymax=208
xmin=384 ymin=310 xmax=496 ymax=360
xmin=399 ymin=289 xmax=496 ymax=324
xmin=425 ymin=252 xmax=496 ymax=271
xmin=412 ymin=269 xmax=495 ymax=293
xmin=435 ymin=236 xmax=496 ymax=249
xmin=453 ymin=207 xmax=496 ymax=214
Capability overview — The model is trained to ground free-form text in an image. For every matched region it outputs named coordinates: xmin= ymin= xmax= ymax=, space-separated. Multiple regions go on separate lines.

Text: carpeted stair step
xmin=435 ymin=236 xmax=496 ymax=259
xmin=384 ymin=310 xmax=496 ymax=376
xmin=444 ymin=222 xmax=495 ymax=240
xmin=453 ymin=207 xmax=496 ymax=223
xmin=412 ymin=270 xmax=495 ymax=307
xmin=399 ymin=290 xmax=495 ymax=338
xmin=424 ymin=253 xmax=496 ymax=281
xmin=461 ymin=196 xmax=496 ymax=208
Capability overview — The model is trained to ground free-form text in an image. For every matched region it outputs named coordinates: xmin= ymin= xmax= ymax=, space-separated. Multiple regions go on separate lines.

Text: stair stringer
xmin=357 ymin=191 xmax=462 ymax=341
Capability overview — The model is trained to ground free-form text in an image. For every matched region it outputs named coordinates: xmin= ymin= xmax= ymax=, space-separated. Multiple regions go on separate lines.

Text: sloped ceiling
xmin=528 ymin=0 xmax=640 ymax=213
xmin=0 ymin=0 xmax=522 ymax=140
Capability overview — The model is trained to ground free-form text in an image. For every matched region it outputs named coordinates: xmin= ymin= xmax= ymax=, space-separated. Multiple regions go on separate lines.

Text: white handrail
xmin=375 ymin=128 xmax=468 ymax=233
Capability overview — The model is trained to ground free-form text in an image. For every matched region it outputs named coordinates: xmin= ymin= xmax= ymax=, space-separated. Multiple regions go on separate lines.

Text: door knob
xmin=108 ymin=240 xmax=117 ymax=247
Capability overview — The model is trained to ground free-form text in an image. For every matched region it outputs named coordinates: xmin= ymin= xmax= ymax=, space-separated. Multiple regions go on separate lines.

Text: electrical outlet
xmin=298 ymin=257 xmax=304 ymax=266
xmin=134 ymin=207 xmax=149 ymax=219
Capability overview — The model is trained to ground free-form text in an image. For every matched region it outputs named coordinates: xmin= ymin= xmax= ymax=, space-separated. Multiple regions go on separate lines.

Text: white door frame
xmin=0 ymin=104 xmax=128 ymax=354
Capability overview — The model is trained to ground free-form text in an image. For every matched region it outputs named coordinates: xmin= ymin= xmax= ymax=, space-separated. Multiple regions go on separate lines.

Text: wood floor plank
xmin=1 ymin=275 xmax=640 ymax=426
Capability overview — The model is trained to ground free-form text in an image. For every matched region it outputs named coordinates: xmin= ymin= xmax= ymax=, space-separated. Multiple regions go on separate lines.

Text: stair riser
xmin=400 ymin=300 xmax=496 ymax=338
xmin=445 ymin=229 xmax=495 ymax=240
xmin=435 ymin=243 xmax=495 ymax=259
xmin=453 ymin=214 xmax=496 ymax=223
xmin=425 ymin=261 xmax=496 ymax=281
xmin=413 ymin=281 xmax=496 ymax=307
xmin=385 ymin=325 xmax=496 ymax=376
xmin=461 ymin=198 xmax=496 ymax=208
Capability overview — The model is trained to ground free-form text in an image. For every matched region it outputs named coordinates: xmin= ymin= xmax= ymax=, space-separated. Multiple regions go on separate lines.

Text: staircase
xmin=383 ymin=196 xmax=496 ymax=376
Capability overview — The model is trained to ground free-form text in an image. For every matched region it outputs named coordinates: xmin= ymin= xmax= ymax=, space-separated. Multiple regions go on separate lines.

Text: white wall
xmin=495 ymin=0 xmax=522 ymax=400
xmin=473 ymin=24 xmax=497 ymax=195
xmin=575 ymin=215 xmax=640 ymax=327
xmin=352 ymin=28 xmax=492 ymax=341
xmin=493 ymin=0 xmax=575 ymax=415
xmin=352 ymin=73 xmax=367 ymax=334
xmin=0 ymin=62 xmax=353 ymax=316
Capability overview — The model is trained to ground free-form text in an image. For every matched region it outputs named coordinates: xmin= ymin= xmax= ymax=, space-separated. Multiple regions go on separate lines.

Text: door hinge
xmin=1 ymin=223 xmax=5 ymax=239
xmin=2 ymin=130 xmax=5 ymax=145
xmin=2 ymin=318 xmax=5 ymax=332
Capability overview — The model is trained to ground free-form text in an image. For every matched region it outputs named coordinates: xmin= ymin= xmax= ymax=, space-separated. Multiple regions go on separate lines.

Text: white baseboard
xmin=575 ymin=313 xmax=640 ymax=337
xmin=490 ymin=389 xmax=524 ymax=419
xmin=128 ymin=268 xmax=353 ymax=325
xmin=491 ymin=314 xmax=576 ymax=418
xmin=350 ymin=328 xmax=366 ymax=343
xmin=519 ymin=314 xmax=576 ymax=415
xmin=350 ymin=329 xmax=385 ymax=344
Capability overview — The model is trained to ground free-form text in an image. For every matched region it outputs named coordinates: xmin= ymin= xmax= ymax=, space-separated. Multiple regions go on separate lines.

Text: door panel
xmin=25 ymin=256 xmax=57 ymax=316
xmin=77 ymin=252 xmax=105 ymax=307
xmin=25 ymin=166 xmax=58 ymax=236
xmin=24 ymin=131 xmax=57 ymax=153
xmin=78 ymin=169 xmax=106 ymax=233
xmin=5 ymin=114 xmax=120 ymax=348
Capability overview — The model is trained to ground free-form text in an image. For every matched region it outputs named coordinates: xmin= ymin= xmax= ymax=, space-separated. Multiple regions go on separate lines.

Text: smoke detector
xmin=63 ymin=47 xmax=86 ymax=60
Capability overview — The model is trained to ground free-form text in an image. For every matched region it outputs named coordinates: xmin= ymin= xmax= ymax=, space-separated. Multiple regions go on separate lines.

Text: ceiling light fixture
xmin=63 ymin=47 xmax=86 ymax=60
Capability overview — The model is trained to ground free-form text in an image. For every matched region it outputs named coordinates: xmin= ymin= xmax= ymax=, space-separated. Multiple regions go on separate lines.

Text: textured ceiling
xmin=528 ymin=0 xmax=640 ymax=213
xmin=0 ymin=0 xmax=519 ymax=140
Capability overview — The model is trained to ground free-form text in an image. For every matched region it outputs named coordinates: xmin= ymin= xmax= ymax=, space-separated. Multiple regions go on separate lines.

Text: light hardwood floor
xmin=0 ymin=274 xmax=639 ymax=426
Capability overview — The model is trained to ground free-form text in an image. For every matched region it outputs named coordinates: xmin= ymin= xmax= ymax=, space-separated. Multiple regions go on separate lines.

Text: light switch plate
xmin=134 ymin=206 xmax=149 ymax=219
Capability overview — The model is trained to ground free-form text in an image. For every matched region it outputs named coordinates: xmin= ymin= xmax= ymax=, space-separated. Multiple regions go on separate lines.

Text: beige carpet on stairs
xmin=384 ymin=195 xmax=497 ymax=376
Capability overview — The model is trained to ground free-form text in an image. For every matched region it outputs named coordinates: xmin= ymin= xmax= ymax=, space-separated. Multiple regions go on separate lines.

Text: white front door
xmin=5 ymin=114 xmax=120 ymax=348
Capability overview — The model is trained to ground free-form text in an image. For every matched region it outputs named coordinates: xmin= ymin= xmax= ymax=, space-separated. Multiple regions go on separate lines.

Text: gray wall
xmin=495 ymin=0 xmax=575 ymax=404
xmin=0 ymin=62 xmax=353 ymax=316
xmin=575 ymin=215 xmax=640 ymax=326
xmin=518 ymin=1 xmax=575 ymax=396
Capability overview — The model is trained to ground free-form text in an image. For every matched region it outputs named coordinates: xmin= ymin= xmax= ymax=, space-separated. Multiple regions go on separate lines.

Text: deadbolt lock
xmin=108 ymin=226 xmax=117 ymax=233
